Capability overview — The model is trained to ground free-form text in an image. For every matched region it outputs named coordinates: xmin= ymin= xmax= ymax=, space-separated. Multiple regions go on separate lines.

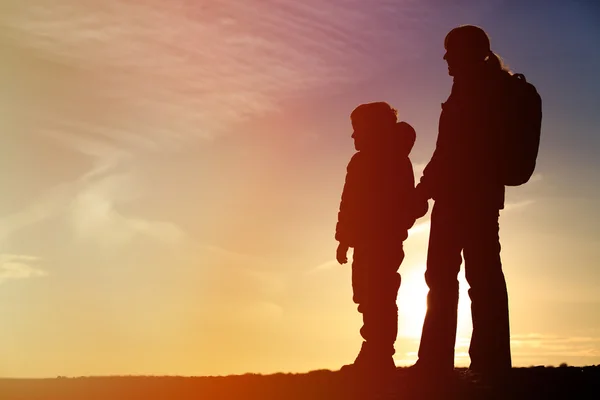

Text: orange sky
xmin=1 ymin=0 xmax=599 ymax=377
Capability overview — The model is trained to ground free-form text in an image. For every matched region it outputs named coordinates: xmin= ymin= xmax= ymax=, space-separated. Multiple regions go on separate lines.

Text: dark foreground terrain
xmin=1 ymin=366 xmax=599 ymax=400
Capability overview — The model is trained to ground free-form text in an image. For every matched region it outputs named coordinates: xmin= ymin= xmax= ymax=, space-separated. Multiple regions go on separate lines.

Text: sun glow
xmin=398 ymin=266 xmax=473 ymax=340
xmin=397 ymin=268 xmax=429 ymax=338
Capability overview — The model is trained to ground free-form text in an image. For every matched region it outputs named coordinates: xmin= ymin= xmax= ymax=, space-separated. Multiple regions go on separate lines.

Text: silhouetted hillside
xmin=1 ymin=366 xmax=599 ymax=400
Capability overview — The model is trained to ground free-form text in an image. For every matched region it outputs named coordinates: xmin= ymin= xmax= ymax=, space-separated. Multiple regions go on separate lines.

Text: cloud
xmin=0 ymin=0 xmax=433 ymax=255
xmin=0 ymin=159 xmax=184 ymax=251
xmin=306 ymin=259 xmax=340 ymax=274
xmin=529 ymin=174 xmax=543 ymax=183
xmin=199 ymin=243 xmax=273 ymax=267
xmin=0 ymin=254 xmax=47 ymax=284
xmin=396 ymin=333 xmax=600 ymax=367
xmin=1 ymin=0 xmax=431 ymax=155
xmin=504 ymin=199 xmax=536 ymax=211
xmin=510 ymin=333 xmax=600 ymax=360
xmin=193 ymin=242 xmax=288 ymax=297
xmin=225 ymin=300 xmax=284 ymax=322
xmin=0 ymin=182 xmax=77 ymax=245
xmin=69 ymin=173 xmax=185 ymax=247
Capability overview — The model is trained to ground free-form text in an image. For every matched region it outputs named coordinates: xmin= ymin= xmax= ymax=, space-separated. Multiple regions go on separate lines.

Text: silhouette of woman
xmin=413 ymin=25 xmax=516 ymax=379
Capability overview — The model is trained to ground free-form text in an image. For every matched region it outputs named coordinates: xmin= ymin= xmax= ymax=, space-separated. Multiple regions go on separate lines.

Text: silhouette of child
xmin=335 ymin=102 xmax=426 ymax=379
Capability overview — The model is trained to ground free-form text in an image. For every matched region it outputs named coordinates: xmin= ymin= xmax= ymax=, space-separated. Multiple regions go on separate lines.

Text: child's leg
xmin=353 ymin=243 xmax=404 ymax=359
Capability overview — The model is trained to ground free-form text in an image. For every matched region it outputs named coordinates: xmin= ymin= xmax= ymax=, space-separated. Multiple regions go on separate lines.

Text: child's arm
xmin=336 ymin=243 xmax=349 ymax=265
xmin=335 ymin=153 xmax=361 ymax=261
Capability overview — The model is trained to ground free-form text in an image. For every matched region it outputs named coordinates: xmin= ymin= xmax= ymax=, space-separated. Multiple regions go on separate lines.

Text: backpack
xmin=501 ymin=73 xmax=542 ymax=186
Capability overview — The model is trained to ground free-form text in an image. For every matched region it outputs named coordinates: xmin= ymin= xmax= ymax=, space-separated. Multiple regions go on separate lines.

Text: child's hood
xmin=394 ymin=121 xmax=416 ymax=157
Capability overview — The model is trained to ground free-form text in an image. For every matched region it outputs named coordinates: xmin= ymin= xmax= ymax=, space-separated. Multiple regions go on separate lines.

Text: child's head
xmin=350 ymin=102 xmax=398 ymax=151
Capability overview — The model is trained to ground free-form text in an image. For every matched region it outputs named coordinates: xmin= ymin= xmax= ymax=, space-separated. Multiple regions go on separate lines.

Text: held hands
xmin=336 ymin=242 xmax=350 ymax=265
xmin=413 ymin=196 xmax=430 ymax=220
xmin=413 ymin=184 xmax=430 ymax=220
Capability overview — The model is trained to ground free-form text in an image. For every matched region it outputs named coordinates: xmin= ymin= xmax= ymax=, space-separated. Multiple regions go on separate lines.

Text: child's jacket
xmin=335 ymin=122 xmax=418 ymax=247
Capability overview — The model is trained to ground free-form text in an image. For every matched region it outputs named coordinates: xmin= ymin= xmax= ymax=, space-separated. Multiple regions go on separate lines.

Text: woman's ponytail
xmin=486 ymin=51 xmax=511 ymax=73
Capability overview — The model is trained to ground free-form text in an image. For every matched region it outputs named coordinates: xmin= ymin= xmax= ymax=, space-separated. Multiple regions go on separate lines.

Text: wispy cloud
xmin=0 ymin=163 xmax=184 ymax=250
xmin=529 ymin=174 xmax=543 ymax=183
xmin=0 ymin=254 xmax=46 ymax=284
xmin=306 ymin=259 xmax=340 ymax=274
xmin=68 ymin=171 xmax=186 ymax=247
xmin=1 ymin=0 xmax=434 ymax=254
xmin=2 ymin=0 xmax=430 ymax=154
xmin=0 ymin=182 xmax=76 ymax=245
xmin=396 ymin=333 xmax=600 ymax=367
xmin=509 ymin=333 xmax=600 ymax=364
xmin=193 ymin=242 xmax=288 ymax=294
xmin=504 ymin=199 xmax=536 ymax=211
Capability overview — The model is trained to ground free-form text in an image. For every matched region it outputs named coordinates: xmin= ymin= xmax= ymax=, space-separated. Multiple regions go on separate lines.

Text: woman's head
xmin=443 ymin=25 xmax=509 ymax=77
xmin=350 ymin=102 xmax=398 ymax=151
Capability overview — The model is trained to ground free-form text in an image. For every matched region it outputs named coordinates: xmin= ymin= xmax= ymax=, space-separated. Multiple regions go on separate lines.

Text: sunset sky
xmin=1 ymin=0 xmax=599 ymax=378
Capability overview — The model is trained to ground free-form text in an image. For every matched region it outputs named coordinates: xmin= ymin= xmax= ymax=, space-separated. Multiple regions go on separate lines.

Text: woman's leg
xmin=417 ymin=203 xmax=464 ymax=372
xmin=463 ymin=208 xmax=511 ymax=374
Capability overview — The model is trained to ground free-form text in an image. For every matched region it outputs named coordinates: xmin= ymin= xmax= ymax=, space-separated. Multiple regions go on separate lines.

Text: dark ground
xmin=1 ymin=366 xmax=599 ymax=400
